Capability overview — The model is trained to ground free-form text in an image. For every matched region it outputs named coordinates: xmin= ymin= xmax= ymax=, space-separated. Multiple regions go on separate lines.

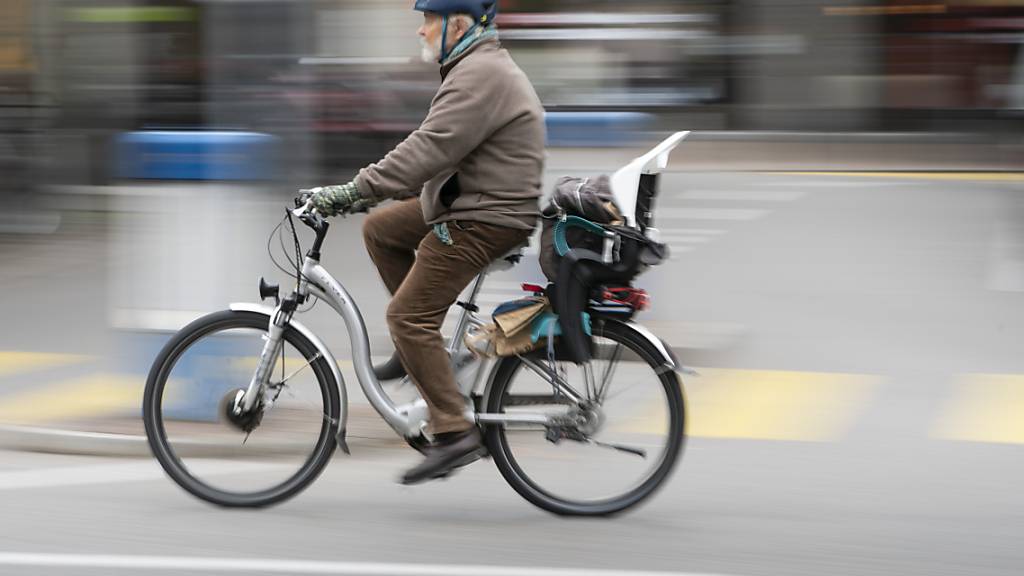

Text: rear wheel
xmin=485 ymin=319 xmax=685 ymax=516
xmin=142 ymin=310 xmax=341 ymax=507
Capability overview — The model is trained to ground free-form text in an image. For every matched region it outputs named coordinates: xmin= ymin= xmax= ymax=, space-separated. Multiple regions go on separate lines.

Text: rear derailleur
xmin=544 ymin=403 xmax=603 ymax=444
xmin=544 ymin=404 xmax=646 ymax=459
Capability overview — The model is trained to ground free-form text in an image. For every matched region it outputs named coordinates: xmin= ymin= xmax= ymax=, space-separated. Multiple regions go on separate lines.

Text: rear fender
xmin=605 ymin=318 xmax=692 ymax=376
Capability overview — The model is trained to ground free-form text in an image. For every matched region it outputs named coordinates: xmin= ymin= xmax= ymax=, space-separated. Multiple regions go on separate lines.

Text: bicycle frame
xmin=233 ymin=250 xmax=581 ymax=442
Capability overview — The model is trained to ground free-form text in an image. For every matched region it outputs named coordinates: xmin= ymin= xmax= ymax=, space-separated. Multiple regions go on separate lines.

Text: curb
xmin=0 ymin=423 xmax=406 ymax=459
xmin=0 ymin=425 xmax=151 ymax=457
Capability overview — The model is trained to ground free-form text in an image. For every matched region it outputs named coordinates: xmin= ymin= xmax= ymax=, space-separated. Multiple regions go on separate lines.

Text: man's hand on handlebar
xmin=297 ymin=181 xmax=376 ymax=218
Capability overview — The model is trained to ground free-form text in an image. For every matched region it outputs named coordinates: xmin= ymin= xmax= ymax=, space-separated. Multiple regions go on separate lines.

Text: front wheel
xmin=142 ymin=310 xmax=341 ymax=507
xmin=485 ymin=319 xmax=686 ymax=516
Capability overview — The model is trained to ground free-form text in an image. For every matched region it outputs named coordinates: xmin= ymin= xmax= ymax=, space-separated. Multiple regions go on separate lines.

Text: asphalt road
xmin=1 ymin=168 xmax=1023 ymax=575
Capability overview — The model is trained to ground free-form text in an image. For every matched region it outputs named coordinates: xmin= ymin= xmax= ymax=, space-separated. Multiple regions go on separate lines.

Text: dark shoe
xmin=400 ymin=427 xmax=484 ymax=485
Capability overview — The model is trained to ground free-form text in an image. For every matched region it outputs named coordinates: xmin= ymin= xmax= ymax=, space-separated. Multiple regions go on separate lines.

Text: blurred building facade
xmin=2 ymin=0 xmax=1022 ymax=188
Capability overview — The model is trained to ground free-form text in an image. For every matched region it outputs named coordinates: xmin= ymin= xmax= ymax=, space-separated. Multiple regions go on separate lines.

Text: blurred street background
xmin=1 ymin=1 xmax=1024 ymax=575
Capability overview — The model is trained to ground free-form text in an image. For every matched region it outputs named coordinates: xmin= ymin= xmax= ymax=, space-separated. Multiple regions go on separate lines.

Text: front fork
xmin=239 ymin=299 xmax=293 ymax=413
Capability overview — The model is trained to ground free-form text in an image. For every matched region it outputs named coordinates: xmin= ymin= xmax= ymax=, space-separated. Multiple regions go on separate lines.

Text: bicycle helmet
xmin=414 ymin=0 xmax=498 ymax=24
xmin=415 ymin=0 xmax=498 ymax=62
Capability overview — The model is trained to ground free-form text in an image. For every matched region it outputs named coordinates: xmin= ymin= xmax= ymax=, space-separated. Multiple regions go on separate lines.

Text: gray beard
xmin=419 ymin=37 xmax=440 ymax=64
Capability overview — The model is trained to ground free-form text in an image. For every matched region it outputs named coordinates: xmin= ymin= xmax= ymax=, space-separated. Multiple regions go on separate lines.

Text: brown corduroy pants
xmin=363 ymin=198 xmax=533 ymax=434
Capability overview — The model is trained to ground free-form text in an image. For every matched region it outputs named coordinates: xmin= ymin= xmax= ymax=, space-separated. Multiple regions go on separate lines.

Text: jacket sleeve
xmin=355 ymin=72 xmax=498 ymax=202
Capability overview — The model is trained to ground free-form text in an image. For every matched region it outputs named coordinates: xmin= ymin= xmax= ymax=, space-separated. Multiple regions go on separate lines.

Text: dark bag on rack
xmin=538 ymin=176 xmax=671 ymax=365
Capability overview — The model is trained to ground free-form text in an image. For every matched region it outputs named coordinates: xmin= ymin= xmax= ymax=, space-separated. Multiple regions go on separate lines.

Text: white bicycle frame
xmin=232 ymin=246 xmax=585 ymax=442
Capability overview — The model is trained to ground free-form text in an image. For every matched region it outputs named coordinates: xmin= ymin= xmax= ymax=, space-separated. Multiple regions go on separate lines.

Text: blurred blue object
xmin=545 ymin=112 xmax=653 ymax=147
xmin=114 ymin=131 xmax=278 ymax=181
xmin=122 ymin=330 xmax=248 ymax=422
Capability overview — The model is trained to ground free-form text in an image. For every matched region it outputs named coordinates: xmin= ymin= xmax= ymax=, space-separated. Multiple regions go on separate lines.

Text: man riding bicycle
xmin=301 ymin=0 xmax=546 ymax=485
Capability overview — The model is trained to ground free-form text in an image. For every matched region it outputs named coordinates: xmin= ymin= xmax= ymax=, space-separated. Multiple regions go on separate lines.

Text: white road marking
xmin=986 ymin=217 xmax=1024 ymax=292
xmin=0 ymin=460 xmax=286 ymax=491
xmin=668 ymin=247 xmax=696 ymax=259
xmin=679 ymin=190 xmax=805 ymax=202
xmin=657 ymin=208 xmax=768 ymax=221
xmin=0 ymin=552 xmax=729 ymax=576
xmin=658 ymin=228 xmax=726 ymax=236
xmin=765 ymin=178 xmax=917 ymax=188
xmin=110 ymin=308 xmax=207 ymax=332
xmin=664 ymin=237 xmax=712 ymax=244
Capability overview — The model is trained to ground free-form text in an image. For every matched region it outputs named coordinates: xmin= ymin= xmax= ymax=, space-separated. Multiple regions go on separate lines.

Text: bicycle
xmin=143 ymin=133 xmax=690 ymax=516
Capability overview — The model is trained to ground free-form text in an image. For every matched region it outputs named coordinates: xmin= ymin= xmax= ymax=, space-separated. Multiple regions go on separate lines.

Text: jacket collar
xmin=440 ymin=37 xmax=500 ymax=79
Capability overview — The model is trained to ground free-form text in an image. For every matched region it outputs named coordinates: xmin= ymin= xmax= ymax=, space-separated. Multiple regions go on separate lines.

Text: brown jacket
xmin=354 ymin=38 xmax=546 ymax=231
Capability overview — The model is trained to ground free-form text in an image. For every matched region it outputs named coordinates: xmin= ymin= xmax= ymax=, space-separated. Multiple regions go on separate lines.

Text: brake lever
xmin=291 ymin=200 xmax=314 ymax=218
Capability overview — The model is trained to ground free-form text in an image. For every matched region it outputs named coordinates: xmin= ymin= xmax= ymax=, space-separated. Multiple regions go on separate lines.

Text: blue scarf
xmin=440 ymin=23 xmax=498 ymax=66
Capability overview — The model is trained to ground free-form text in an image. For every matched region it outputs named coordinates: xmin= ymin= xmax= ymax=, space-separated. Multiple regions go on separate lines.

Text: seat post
xmin=447 ymin=270 xmax=487 ymax=356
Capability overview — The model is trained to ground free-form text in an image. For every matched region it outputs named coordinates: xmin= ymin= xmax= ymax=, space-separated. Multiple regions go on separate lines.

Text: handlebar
xmin=289 ymin=197 xmax=330 ymax=258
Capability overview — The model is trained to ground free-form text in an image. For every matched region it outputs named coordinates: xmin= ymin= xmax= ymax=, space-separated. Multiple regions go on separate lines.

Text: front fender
xmin=228 ymin=302 xmax=349 ymax=440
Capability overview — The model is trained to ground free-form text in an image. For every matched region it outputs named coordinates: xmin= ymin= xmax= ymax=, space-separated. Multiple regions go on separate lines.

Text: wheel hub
xmin=546 ymin=403 xmax=605 ymax=443
xmin=574 ymin=403 xmax=605 ymax=436
xmin=222 ymin=389 xmax=263 ymax=433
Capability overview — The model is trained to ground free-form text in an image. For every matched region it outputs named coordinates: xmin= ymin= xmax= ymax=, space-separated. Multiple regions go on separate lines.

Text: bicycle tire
xmin=142 ymin=310 xmax=341 ymax=508
xmin=484 ymin=319 xmax=686 ymax=516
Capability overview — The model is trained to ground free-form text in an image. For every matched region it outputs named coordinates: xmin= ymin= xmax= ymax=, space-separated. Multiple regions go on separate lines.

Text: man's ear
xmin=454 ymin=16 xmax=470 ymax=36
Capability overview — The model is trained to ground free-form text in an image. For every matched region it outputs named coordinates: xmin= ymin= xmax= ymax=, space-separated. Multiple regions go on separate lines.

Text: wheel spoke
xmin=596 ymin=343 xmax=623 ymax=404
xmin=270 ymin=351 xmax=322 ymax=388
xmin=143 ymin=311 xmax=340 ymax=507
xmin=518 ymin=356 xmax=586 ymax=403
xmin=489 ymin=323 xmax=686 ymax=515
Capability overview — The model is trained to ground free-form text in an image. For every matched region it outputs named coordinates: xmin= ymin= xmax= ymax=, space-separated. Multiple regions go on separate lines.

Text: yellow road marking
xmin=934 ymin=374 xmax=1024 ymax=444
xmin=685 ymin=368 xmax=878 ymax=441
xmin=0 ymin=373 xmax=141 ymax=425
xmin=0 ymin=351 xmax=90 ymax=379
xmin=780 ymin=171 xmax=1024 ymax=182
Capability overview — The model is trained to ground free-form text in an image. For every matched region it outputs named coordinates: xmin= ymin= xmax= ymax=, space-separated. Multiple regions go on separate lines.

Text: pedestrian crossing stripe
xmin=683 ymin=368 xmax=878 ymax=441
xmin=933 ymin=374 xmax=1024 ymax=444
xmin=679 ymin=190 xmax=806 ymax=202
xmin=0 ymin=373 xmax=140 ymax=425
xmin=783 ymin=171 xmax=1024 ymax=182
xmin=0 ymin=352 xmax=90 ymax=379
